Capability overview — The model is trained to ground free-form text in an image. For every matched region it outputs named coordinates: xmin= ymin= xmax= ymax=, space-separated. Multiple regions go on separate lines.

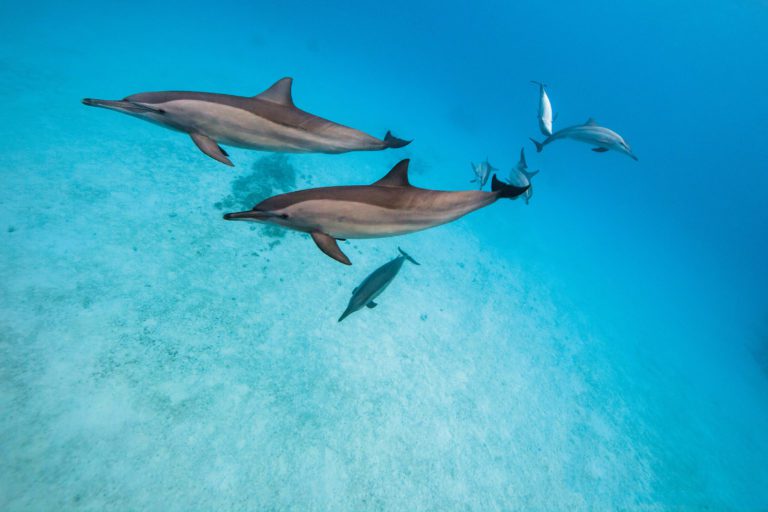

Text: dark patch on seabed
xmin=214 ymin=154 xmax=297 ymax=241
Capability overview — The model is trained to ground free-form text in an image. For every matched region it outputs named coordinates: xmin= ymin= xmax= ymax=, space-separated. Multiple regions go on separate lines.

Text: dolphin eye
xmin=279 ymin=214 xmax=289 ymax=219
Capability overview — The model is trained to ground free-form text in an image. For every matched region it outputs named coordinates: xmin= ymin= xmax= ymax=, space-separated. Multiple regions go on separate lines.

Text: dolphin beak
xmin=82 ymin=98 xmax=128 ymax=110
xmin=82 ymin=98 xmax=164 ymax=114
xmin=338 ymin=308 xmax=353 ymax=322
xmin=630 ymin=153 xmax=639 ymax=161
xmin=223 ymin=210 xmax=258 ymax=221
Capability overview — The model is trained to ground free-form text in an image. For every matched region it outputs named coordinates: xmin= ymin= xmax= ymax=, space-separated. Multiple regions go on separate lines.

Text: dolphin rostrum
xmin=530 ymin=118 xmax=638 ymax=161
xmin=531 ymin=81 xmax=554 ymax=136
xmin=223 ymin=159 xmax=529 ymax=265
xmin=82 ymin=77 xmax=411 ymax=166
xmin=338 ymin=247 xmax=420 ymax=322
xmin=469 ymin=158 xmax=497 ymax=189
xmin=507 ymin=147 xmax=539 ymax=205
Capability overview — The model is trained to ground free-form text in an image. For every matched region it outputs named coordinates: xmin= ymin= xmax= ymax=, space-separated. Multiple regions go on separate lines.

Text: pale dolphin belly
xmin=162 ymin=100 xmax=384 ymax=153
xmin=277 ymin=194 xmax=496 ymax=239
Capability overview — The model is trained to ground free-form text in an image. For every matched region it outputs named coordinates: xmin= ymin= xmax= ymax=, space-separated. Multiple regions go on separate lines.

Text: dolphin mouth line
xmin=81 ymin=98 xmax=165 ymax=114
xmin=223 ymin=209 xmax=288 ymax=221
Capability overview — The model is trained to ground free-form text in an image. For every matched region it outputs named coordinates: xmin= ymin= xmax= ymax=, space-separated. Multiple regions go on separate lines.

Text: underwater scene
xmin=1 ymin=0 xmax=768 ymax=510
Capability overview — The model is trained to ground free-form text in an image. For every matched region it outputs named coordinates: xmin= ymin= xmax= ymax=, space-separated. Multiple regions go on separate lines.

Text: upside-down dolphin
xmin=82 ymin=77 xmax=411 ymax=166
xmin=507 ymin=147 xmax=539 ymax=205
xmin=338 ymin=247 xmax=420 ymax=322
xmin=469 ymin=158 xmax=497 ymax=189
xmin=223 ymin=159 xmax=528 ymax=265
xmin=531 ymin=81 xmax=554 ymax=136
xmin=530 ymin=118 xmax=638 ymax=161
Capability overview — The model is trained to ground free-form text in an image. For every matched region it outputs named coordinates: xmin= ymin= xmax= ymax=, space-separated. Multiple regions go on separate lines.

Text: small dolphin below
xmin=507 ymin=147 xmax=539 ymax=205
xmin=223 ymin=159 xmax=528 ymax=265
xmin=82 ymin=77 xmax=411 ymax=166
xmin=338 ymin=247 xmax=420 ymax=322
xmin=530 ymin=118 xmax=638 ymax=161
xmin=531 ymin=81 xmax=554 ymax=136
xmin=469 ymin=158 xmax=497 ymax=189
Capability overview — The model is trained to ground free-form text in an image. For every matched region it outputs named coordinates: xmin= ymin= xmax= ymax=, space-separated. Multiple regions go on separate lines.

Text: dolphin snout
xmin=223 ymin=211 xmax=253 ymax=221
xmin=82 ymin=98 xmax=95 ymax=106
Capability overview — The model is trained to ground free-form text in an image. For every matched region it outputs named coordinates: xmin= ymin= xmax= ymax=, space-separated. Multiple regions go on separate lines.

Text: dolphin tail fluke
xmin=398 ymin=247 xmax=420 ymax=266
xmin=384 ymin=131 xmax=412 ymax=149
xmin=529 ymin=137 xmax=544 ymax=153
xmin=492 ymin=175 xmax=529 ymax=199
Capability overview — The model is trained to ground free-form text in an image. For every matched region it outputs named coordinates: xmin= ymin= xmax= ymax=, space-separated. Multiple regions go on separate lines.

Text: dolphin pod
xmin=83 ymin=77 xmax=411 ymax=166
xmin=82 ymin=75 xmax=638 ymax=319
xmin=338 ymin=248 xmax=420 ymax=322
xmin=223 ymin=159 xmax=528 ymax=265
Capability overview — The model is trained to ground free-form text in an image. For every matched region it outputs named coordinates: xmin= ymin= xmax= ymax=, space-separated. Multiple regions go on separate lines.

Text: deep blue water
xmin=1 ymin=1 xmax=767 ymax=509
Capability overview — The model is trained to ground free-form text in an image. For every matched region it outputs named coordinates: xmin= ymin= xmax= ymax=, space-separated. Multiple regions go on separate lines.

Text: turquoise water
xmin=2 ymin=1 xmax=768 ymax=509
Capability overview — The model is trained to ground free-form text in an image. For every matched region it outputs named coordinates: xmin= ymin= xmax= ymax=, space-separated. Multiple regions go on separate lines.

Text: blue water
xmin=2 ymin=1 xmax=767 ymax=509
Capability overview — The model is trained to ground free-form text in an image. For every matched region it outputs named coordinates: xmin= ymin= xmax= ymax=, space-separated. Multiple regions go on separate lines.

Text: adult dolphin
xmin=531 ymin=81 xmax=554 ymax=136
xmin=82 ymin=77 xmax=411 ymax=166
xmin=338 ymin=247 xmax=420 ymax=322
xmin=508 ymin=147 xmax=539 ymax=205
xmin=530 ymin=118 xmax=638 ymax=161
xmin=223 ymin=159 xmax=528 ymax=265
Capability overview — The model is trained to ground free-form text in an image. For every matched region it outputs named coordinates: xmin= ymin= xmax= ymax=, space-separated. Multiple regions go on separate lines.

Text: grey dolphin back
xmin=398 ymin=247 xmax=420 ymax=265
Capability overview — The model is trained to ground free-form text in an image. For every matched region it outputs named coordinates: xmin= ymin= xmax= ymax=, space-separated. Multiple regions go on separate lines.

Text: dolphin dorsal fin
xmin=373 ymin=159 xmax=411 ymax=187
xmin=518 ymin=147 xmax=527 ymax=169
xmin=253 ymin=77 xmax=294 ymax=106
xmin=584 ymin=117 xmax=598 ymax=126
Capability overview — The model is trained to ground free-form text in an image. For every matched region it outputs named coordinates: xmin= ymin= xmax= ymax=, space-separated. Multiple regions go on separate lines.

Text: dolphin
xmin=507 ymin=147 xmax=539 ymax=205
xmin=82 ymin=77 xmax=411 ymax=166
xmin=338 ymin=247 xmax=420 ymax=322
xmin=469 ymin=158 xmax=497 ymax=189
xmin=223 ymin=159 xmax=528 ymax=265
xmin=531 ymin=81 xmax=554 ymax=136
xmin=530 ymin=118 xmax=638 ymax=161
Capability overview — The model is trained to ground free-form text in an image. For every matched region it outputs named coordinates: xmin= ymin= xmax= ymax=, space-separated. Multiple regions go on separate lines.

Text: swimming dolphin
xmin=507 ymin=147 xmax=539 ymax=205
xmin=223 ymin=159 xmax=528 ymax=265
xmin=82 ymin=77 xmax=411 ymax=166
xmin=469 ymin=158 xmax=497 ymax=189
xmin=530 ymin=118 xmax=638 ymax=161
xmin=531 ymin=81 xmax=554 ymax=136
xmin=338 ymin=247 xmax=419 ymax=322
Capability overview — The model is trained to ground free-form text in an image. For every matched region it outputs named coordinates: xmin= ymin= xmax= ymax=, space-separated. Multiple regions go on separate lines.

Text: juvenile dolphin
xmin=469 ymin=158 xmax=497 ymax=189
xmin=223 ymin=159 xmax=528 ymax=265
xmin=530 ymin=118 xmax=638 ymax=161
xmin=338 ymin=247 xmax=419 ymax=322
xmin=531 ymin=81 xmax=554 ymax=136
xmin=507 ymin=147 xmax=539 ymax=205
xmin=82 ymin=77 xmax=411 ymax=166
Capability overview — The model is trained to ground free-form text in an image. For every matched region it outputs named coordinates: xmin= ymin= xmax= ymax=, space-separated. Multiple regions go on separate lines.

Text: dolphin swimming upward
xmin=530 ymin=118 xmax=638 ymax=161
xmin=508 ymin=147 xmax=539 ymax=205
xmin=223 ymin=159 xmax=528 ymax=265
xmin=531 ymin=81 xmax=554 ymax=136
xmin=82 ymin=77 xmax=411 ymax=166
xmin=338 ymin=247 xmax=419 ymax=322
xmin=469 ymin=158 xmax=497 ymax=189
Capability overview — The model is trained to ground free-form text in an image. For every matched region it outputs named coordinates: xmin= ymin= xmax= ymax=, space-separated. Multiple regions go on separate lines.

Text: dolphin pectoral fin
xmin=591 ymin=147 xmax=609 ymax=153
xmin=366 ymin=302 xmax=378 ymax=309
xmin=190 ymin=133 xmax=234 ymax=166
xmin=311 ymin=232 xmax=351 ymax=265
